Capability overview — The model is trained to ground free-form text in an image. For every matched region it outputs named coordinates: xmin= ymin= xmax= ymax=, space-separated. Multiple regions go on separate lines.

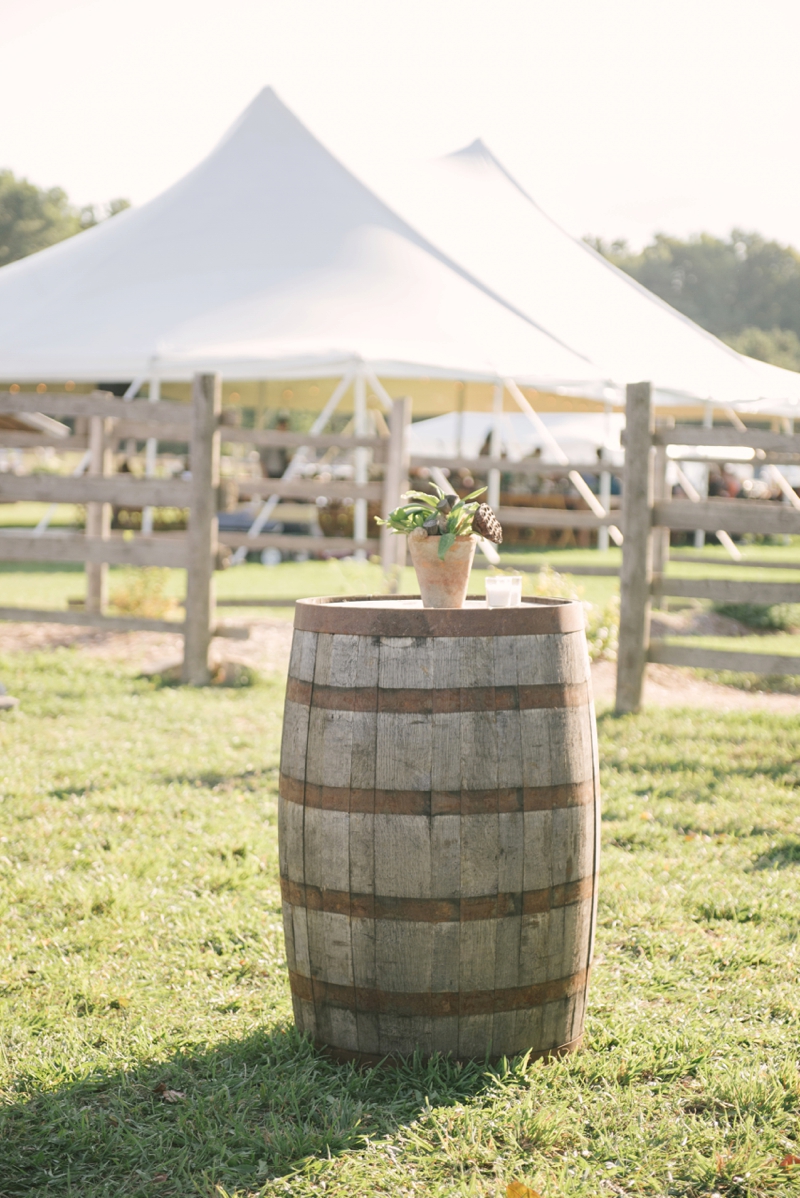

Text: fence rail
xmin=0 ymin=532 xmax=190 ymax=567
xmin=652 ymin=499 xmax=800 ymax=536
xmin=237 ymin=479 xmax=382 ymax=502
xmin=222 ymin=429 xmax=382 ymax=450
xmin=651 ymin=426 xmax=800 ymax=453
xmin=655 ymin=578 xmax=800 ymax=604
xmin=497 ymin=505 xmax=615 ymax=530
xmin=0 ymin=474 xmax=191 ymax=506
xmin=409 ymin=453 xmax=624 ymax=477
xmin=648 ymin=642 xmax=800 ymax=675
xmin=0 ymin=392 xmax=193 ymax=425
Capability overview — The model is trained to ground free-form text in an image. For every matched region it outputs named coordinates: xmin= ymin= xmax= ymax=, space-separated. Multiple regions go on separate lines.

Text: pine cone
xmin=473 ymin=502 xmax=503 ymax=544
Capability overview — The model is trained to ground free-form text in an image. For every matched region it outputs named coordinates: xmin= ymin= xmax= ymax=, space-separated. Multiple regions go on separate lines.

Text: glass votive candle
xmin=508 ymin=575 xmax=523 ymax=606
xmin=485 ymin=576 xmax=513 ymax=608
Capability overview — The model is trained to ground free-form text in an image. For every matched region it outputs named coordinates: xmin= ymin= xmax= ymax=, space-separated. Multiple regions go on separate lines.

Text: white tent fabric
xmin=0 ymin=89 xmax=600 ymax=390
xmin=409 ymin=410 xmax=624 ymax=463
xmin=374 ymin=141 xmax=800 ymax=409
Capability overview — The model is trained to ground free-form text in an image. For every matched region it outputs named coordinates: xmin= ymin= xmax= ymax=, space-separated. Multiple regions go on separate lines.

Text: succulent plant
xmin=376 ymin=481 xmax=487 ymax=560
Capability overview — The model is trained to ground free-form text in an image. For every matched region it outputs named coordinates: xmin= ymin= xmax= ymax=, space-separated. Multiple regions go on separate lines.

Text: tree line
xmin=0 ymin=169 xmax=129 ymax=269
xmin=589 ymin=231 xmax=800 ymax=370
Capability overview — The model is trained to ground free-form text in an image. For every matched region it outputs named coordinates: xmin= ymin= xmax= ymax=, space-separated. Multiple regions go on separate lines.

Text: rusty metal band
xmin=279 ymin=771 xmax=595 ymax=815
xmin=285 ymin=676 xmax=589 ymax=713
xmin=293 ymin=595 xmax=585 ymax=637
xmin=280 ymin=873 xmax=594 ymax=922
xmin=288 ymin=966 xmax=589 ymax=1017
xmin=318 ymin=1033 xmax=584 ymax=1069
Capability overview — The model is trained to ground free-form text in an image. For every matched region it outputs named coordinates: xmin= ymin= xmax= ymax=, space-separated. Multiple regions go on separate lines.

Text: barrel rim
xmin=294 ymin=594 xmax=585 ymax=636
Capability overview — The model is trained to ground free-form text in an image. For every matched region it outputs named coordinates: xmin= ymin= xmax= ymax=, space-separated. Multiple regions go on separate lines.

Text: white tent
xmin=408 ymin=410 xmax=624 ymax=464
xmin=374 ymin=140 xmax=800 ymax=410
xmin=0 ymin=89 xmax=600 ymax=392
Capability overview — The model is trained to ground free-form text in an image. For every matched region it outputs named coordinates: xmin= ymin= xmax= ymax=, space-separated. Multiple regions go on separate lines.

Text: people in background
xmin=259 ymin=411 xmax=291 ymax=478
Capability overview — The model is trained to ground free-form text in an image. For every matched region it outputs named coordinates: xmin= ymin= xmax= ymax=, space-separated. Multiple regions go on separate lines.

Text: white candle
xmin=485 ymin=576 xmax=513 ymax=608
xmin=508 ymin=575 xmax=523 ymax=606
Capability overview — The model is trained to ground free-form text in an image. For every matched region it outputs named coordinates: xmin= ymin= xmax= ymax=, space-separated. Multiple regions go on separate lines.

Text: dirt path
xmin=1 ymin=619 xmax=799 ymax=713
xmin=591 ymin=659 xmax=800 ymax=714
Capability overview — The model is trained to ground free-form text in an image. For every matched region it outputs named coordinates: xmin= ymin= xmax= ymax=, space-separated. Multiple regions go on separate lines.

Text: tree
xmin=722 ymin=326 xmax=800 ymax=371
xmin=0 ymin=170 xmax=130 ymax=268
xmin=589 ymin=231 xmax=800 ymax=343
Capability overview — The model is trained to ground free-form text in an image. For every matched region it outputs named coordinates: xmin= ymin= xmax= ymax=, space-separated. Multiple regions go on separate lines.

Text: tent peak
xmin=443 ymin=139 xmax=542 ymax=209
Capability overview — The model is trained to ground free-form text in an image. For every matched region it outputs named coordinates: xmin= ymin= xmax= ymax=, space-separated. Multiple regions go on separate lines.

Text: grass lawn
xmin=1 ymin=650 xmax=800 ymax=1196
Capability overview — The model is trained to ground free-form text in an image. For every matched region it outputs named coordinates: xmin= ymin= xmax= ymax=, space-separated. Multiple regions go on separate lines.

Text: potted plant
xmin=377 ymin=482 xmax=503 ymax=608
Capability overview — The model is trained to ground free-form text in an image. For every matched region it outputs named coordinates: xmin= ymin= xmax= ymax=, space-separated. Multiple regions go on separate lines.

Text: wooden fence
xmin=615 ymin=381 xmax=800 ymax=712
xmin=0 ymin=376 xmax=412 ymax=681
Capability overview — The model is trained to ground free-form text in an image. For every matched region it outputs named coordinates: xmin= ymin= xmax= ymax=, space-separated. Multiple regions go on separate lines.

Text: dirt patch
xmin=591 ymin=659 xmax=800 ymax=714
xmin=0 ymin=618 xmax=295 ymax=676
xmin=650 ymin=606 xmax=755 ymax=639
xmin=1 ymin=618 xmax=798 ymax=713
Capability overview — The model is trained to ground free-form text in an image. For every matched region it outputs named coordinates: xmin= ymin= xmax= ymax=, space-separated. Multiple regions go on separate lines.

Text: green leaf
xmin=463 ymin=486 xmax=488 ymax=501
xmin=438 ymin=532 xmax=456 ymax=560
xmin=402 ymin=491 xmax=439 ymax=507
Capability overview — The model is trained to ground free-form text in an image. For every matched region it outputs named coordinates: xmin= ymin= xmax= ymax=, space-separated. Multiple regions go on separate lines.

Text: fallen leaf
xmin=781 ymin=1154 xmax=800 ymax=1168
xmin=154 ymin=1082 xmax=186 ymax=1103
xmin=153 ymin=1174 xmax=169 ymax=1183
xmin=506 ymin=1183 xmax=541 ymax=1198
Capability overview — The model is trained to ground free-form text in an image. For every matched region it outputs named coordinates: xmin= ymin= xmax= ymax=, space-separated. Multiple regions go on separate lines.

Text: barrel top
xmin=294 ymin=595 xmax=585 ymax=637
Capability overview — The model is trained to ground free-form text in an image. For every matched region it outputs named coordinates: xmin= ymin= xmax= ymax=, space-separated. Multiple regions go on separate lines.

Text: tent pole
xmin=362 ymin=367 xmax=394 ymax=413
xmin=142 ymin=376 xmax=161 ymax=536
xmin=504 ymin=377 xmax=623 ymax=545
xmin=353 ymin=369 xmax=368 ymax=559
xmin=488 ymin=382 xmax=502 ymax=510
xmin=230 ymin=369 xmax=355 ymax=565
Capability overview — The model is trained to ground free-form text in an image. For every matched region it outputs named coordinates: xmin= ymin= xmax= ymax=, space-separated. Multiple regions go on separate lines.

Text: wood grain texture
xmin=616 ymin=381 xmax=654 ymax=713
xmin=653 ymin=498 xmax=800 ymax=536
xmin=280 ymin=613 xmax=600 ymax=1063
xmin=648 ymin=641 xmax=800 ymax=676
xmin=657 ymin=578 xmax=800 ymax=605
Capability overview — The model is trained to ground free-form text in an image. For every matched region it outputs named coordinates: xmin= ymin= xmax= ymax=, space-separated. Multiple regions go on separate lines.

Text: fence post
xmin=380 ymin=396 xmax=411 ymax=586
xmin=182 ymin=373 xmax=220 ymax=685
xmin=615 ymin=381 xmax=654 ymax=714
xmin=85 ymin=415 xmax=112 ymax=614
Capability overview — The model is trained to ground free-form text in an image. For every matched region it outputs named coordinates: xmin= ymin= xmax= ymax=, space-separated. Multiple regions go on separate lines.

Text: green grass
xmin=0 ymin=503 xmax=84 ymax=529
xmin=1 ymin=651 xmax=800 ymax=1195
xmin=664 ymin=632 xmax=800 ymax=657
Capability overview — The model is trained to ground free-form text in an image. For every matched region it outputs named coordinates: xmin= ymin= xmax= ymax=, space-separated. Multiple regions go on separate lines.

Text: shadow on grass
xmin=162 ymin=766 xmax=278 ymax=793
xmin=595 ymin=710 xmax=800 ymax=787
xmin=752 ymin=836 xmax=800 ymax=870
xmin=0 ymin=1023 xmax=498 ymax=1198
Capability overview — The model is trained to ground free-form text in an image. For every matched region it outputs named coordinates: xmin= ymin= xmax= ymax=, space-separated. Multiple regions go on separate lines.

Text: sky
xmin=2 ymin=0 xmax=799 ymax=250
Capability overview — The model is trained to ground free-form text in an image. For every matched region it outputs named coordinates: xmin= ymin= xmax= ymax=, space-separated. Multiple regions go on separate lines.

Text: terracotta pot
xmin=407 ymin=532 xmax=477 ymax=608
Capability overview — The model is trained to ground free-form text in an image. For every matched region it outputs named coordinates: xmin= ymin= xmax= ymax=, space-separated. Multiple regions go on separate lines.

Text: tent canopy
xmin=375 ymin=140 xmax=800 ymax=410
xmin=0 ymin=89 xmax=600 ymax=390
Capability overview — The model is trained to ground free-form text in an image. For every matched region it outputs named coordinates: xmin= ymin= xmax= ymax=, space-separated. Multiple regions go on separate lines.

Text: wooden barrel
xmin=278 ymin=595 xmax=600 ymax=1065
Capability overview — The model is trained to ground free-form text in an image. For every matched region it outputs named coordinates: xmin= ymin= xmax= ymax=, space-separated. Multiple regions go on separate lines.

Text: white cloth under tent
xmin=408 ymin=411 xmax=625 ymax=465
xmin=0 ymin=88 xmax=600 ymax=393
xmin=372 ymin=140 xmax=800 ymax=411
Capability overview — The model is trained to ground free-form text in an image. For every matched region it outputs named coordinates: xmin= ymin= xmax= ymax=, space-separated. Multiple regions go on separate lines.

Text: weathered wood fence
xmin=0 ymin=374 xmax=413 ymax=682
xmin=615 ymin=382 xmax=800 ymax=712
